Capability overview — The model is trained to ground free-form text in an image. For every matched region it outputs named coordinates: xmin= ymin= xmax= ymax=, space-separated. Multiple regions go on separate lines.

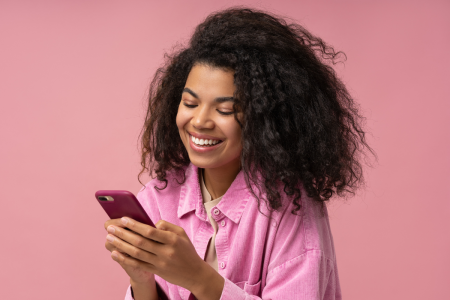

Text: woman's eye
xmin=183 ymin=102 xmax=197 ymax=108
xmin=217 ymin=110 xmax=234 ymax=116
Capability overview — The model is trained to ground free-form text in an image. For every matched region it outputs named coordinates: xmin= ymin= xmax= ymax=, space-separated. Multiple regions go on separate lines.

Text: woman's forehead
xmin=184 ymin=64 xmax=235 ymax=100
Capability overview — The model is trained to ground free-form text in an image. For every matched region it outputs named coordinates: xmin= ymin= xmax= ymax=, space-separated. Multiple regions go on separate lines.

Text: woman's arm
xmin=130 ymin=278 xmax=158 ymax=300
xmin=189 ymin=262 xmax=224 ymax=300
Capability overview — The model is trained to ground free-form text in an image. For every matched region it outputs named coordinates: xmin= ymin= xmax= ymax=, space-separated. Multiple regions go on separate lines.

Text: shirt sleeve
xmin=219 ymin=250 xmax=339 ymax=300
xmin=124 ymin=280 xmax=171 ymax=300
xmin=124 ymin=285 xmax=133 ymax=300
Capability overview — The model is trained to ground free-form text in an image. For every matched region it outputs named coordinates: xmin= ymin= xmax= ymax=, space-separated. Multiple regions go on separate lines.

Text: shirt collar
xmin=177 ymin=163 xmax=251 ymax=224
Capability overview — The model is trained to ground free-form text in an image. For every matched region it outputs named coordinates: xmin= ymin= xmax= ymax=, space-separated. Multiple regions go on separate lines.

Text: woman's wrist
xmin=190 ymin=262 xmax=225 ymax=300
xmin=130 ymin=275 xmax=158 ymax=300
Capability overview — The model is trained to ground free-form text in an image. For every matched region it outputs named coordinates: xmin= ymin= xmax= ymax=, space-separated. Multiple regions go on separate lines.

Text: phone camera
xmin=98 ymin=196 xmax=114 ymax=201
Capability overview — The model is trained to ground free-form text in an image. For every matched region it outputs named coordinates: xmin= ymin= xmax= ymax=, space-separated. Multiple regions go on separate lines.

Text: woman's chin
xmin=188 ymin=157 xmax=218 ymax=170
xmin=188 ymin=153 xmax=241 ymax=172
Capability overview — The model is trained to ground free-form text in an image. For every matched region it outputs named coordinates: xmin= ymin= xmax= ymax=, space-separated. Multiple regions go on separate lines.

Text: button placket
xmin=210 ymin=207 xmax=229 ymax=275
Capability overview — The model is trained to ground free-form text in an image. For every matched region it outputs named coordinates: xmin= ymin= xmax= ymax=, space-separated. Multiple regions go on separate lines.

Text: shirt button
xmin=220 ymin=220 xmax=226 ymax=226
xmin=220 ymin=262 xmax=225 ymax=269
xmin=213 ymin=209 xmax=220 ymax=215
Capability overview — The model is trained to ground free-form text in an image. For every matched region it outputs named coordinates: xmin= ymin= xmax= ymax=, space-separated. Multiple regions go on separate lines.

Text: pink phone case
xmin=95 ymin=190 xmax=155 ymax=227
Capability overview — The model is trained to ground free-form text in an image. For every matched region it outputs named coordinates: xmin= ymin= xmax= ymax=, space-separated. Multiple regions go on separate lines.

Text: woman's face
xmin=176 ymin=63 xmax=242 ymax=171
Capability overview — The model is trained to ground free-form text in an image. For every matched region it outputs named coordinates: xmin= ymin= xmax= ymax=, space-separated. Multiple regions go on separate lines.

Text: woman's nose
xmin=191 ymin=107 xmax=214 ymax=129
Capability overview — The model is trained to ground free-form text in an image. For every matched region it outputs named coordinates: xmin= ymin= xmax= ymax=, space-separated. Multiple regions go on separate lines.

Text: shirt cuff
xmin=124 ymin=285 xmax=133 ymax=300
xmin=124 ymin=282 xmax=169 ymax=300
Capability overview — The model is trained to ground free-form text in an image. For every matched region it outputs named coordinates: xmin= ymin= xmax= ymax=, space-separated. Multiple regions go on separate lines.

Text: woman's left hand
xmin=106 ymin=217 xmax=211 ymax=292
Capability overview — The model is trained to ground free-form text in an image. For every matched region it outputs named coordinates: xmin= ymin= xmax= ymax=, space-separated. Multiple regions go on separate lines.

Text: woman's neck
xmin=203 ymin=158 xmax=241 ymax=199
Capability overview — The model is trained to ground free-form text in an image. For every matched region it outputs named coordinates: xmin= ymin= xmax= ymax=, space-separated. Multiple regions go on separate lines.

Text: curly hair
xmin=139 ymin=7 xmax=374 ymax=214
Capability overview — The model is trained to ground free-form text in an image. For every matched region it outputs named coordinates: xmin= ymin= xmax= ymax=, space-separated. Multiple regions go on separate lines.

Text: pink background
xmin=1 ymin=1 xmax=449 ymax=299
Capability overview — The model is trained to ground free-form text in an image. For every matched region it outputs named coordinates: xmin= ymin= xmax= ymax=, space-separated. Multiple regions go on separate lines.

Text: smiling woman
xmin=103 ymin=7 xmax=372 ymax=300
xmin=177 ymin=64 xmax=243 ymax=199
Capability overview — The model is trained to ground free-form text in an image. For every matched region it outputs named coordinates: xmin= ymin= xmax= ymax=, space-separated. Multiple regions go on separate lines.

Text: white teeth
xmin=191 ymin=135 xmax=221 ymax=146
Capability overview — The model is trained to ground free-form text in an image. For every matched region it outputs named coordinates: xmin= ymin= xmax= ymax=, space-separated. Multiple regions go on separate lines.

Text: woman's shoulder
xmin=269 ymin=186 xmax=337 ymax=262
xmin=135 ymin=166 xmax=190 ymax=213
xmin=137 ymin=166 xmax=188 ymax=197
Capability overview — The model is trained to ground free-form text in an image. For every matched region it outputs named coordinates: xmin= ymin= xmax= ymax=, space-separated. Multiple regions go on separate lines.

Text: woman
xmin=104 ymin=7 xmax=371 ymax=300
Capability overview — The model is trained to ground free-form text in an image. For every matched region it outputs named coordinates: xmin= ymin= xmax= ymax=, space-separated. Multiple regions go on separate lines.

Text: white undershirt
xmin=200 ymin=169 xmax=223 ymax=272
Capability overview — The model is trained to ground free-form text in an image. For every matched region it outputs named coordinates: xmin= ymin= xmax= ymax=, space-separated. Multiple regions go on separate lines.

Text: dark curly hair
xmin=139 ymin=7 xmax=374 ymax=214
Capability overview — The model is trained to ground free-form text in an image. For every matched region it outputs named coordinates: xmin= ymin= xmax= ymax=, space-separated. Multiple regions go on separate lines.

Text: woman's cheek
xmin=219 ymin=119 xmax=242 ymax=145
xmin=176 ymin=106 xmax=189 ymax=131
xmin=176 ymin=110 xmax=189 ymax=149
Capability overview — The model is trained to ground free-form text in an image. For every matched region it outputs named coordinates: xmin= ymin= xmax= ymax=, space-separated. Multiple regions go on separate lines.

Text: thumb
xmin=155 ymin=220 xmax=186 ymax=236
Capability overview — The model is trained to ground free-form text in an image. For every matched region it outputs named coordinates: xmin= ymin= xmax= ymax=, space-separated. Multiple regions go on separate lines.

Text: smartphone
xmin=95 ymin=190 xmax=155 ymax=227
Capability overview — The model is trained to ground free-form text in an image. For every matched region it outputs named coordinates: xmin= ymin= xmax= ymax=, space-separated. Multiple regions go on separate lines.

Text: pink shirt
xmin=125 ymin=164 xmax=341 ymax=300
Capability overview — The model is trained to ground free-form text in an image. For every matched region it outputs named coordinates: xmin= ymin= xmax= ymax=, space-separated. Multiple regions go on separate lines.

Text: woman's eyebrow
xmin=182 ymin=87 xmax=234 ymax=103
xmin=214 ymin=96 xmax=235 ymax=103
xmin=183 ymin=88 xmax=199 ymax=99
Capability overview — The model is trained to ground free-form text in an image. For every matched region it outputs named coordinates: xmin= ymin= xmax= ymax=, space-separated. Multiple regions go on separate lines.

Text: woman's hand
xmin=104 ymin=219 xmax=156 ymax=285
xmin=104 ymin=217 xmax=220 ymax=295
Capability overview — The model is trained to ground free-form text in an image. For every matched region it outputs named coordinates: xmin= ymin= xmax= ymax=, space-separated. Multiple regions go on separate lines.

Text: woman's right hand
xmin=104 ymin=218 xmax=155 ymax=285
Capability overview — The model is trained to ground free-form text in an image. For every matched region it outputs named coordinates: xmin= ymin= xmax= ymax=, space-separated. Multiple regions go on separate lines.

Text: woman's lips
xmin=188 ymin=131 xmax=223 ymax=141
xmin=188 ymin=133 xmax=223 ymax=153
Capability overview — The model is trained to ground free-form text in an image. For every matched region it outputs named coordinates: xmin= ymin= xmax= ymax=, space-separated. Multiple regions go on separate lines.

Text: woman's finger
xmin=155 ymin=220 xmax=187 ymax=237
xmin=104 ymin=218 xmax=126 ymax=231
xmin=111 ymin=250 xmax=155 ymax=273
xmin=106 ymin=234 xmax=157 ymax=264
xmin=120 ymin=217 xmax=173 ymax=244
xmin=107 ymin=224 xmax=164 ymax=254
xmin=105 ymin=239 xmax=129 ymax=256
xmin=105 ymin=240 xmax=119 ymax=252
xmin=105 ymin=240 xmax=115 ymax=252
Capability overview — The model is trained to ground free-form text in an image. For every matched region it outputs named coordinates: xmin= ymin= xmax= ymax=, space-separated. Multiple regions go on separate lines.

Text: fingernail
xmin=121 ymin=217 xmax=128 ymax=225
xmin=112 ymin=251 xmax=119 ymax=259
xmin=107 ymin=225 xmax=115 ymax=234
xmin=106 ymin=234 xmax=115 ymax=243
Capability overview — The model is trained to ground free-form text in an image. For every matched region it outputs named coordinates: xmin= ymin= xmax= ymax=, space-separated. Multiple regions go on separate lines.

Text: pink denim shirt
xmin=125 ymin=164 xmax=341 ymax=300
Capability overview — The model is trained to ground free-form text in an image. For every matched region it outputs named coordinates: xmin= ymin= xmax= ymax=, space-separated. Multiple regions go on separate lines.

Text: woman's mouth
xmin=190 ymin=134 xmax=223 ymax=147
